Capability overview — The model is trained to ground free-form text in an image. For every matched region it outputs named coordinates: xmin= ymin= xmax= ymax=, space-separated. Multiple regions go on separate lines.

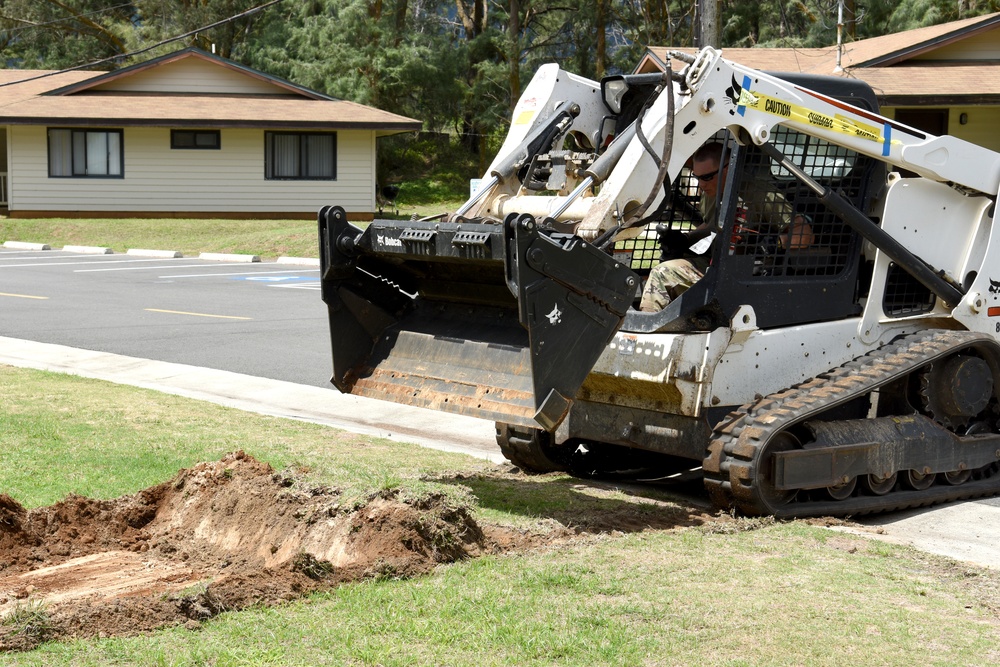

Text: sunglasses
xmin=692 ymin=164 xmax=726 ymax=182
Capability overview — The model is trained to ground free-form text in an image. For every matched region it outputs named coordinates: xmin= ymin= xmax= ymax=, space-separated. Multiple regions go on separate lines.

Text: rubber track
xmin=703 ymin=329 xmax=1000 ymax=518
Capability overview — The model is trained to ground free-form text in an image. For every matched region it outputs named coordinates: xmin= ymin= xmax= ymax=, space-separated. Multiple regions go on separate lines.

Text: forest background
xmin=2 ymin=0 xmax=998 ymax=197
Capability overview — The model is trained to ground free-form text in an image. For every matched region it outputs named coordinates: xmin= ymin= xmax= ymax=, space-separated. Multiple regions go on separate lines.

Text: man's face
xmin=692 ymin=156 xmax=726 ymax=199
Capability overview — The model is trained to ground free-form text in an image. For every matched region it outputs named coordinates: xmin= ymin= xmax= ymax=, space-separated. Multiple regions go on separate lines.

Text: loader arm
xmin=464 ymin=47 xmax=1000 ymax=241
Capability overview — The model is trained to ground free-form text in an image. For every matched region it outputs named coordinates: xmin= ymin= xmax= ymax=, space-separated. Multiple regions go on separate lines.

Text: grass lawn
xmin=2 ymin=366 xmax=999 ymax=665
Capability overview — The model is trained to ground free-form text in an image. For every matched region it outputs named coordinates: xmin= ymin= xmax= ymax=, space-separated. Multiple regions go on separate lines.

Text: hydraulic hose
xmin=623 ymin=64 xmax=675 ymax=229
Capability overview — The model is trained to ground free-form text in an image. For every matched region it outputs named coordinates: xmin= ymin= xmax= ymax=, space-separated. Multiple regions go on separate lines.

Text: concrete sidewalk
xmin=0 ymin=336 xmax=501 ymax=462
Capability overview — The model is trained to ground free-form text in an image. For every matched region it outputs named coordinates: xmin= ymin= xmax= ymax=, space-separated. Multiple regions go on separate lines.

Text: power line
xmin=0 ymin=0 xmax=286 ymax=89
xmin=0 ymin=3 xmax=134 ymax=38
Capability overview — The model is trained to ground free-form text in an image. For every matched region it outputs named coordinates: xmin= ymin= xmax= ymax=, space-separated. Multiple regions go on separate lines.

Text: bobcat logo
xmin=725 ymin=74 xmax=754 ymax=117
xmin=546 ymin=304 xmax=562 ymax=325
xmin=725 ymin=74 xmax=743 ymax=108
xmin=990 ymin=278 xmax=1000 ymax=294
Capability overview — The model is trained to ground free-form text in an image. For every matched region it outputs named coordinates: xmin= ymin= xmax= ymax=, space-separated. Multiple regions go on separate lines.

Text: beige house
xmin=638 ymin=12 xmax=1000 ymax=152
xmin=0 ymin=48 xmax=420 ymax=219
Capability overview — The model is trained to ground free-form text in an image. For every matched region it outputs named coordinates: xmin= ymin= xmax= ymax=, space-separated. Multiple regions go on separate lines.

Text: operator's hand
xmin=656 ymin=224 xmax=690 ymax=260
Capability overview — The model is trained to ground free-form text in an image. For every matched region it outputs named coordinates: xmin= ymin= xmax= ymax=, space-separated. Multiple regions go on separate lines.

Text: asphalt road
xmin=0 ymin=246 xmax=332 ymax=387
xmin=3 ymin=245 xmax=1000 ymax=570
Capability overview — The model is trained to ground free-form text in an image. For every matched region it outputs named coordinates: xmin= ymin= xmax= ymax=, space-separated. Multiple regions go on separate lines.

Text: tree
xmin=886 ymin=0 xmax=999 ymax=32
xmin=720 ymin=1 xmax=819 ymax=47
xmin=0 ymin=0 xmax=136 ymax=69
xmin=241 ymin=0 xmax=465 ymax=131
xmin=131 ymin=0 xmax=272 ymax=60
xmin=610 ymin=1 xmax=697 ymax=71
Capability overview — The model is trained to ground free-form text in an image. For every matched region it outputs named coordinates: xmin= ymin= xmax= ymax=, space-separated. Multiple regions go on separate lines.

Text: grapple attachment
xmin=318 ymin=206 xmax=638 ymax=429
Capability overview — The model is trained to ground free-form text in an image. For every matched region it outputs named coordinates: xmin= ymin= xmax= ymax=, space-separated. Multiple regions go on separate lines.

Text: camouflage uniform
xmin=639 ymin=255 xmax=711 ymax=311
xmin=639 ymin=189 xmax=801 ymax=311
xmin=639 ymin=195 xmax=716 ymax=312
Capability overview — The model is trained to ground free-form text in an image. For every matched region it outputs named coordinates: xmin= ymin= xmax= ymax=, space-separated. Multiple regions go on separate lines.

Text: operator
xmin=639 ymin=141 xmax=814 ymax=312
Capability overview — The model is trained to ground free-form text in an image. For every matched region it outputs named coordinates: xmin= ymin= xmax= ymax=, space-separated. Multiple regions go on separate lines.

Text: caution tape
xmin=737 ymin=86 xmax=896 ymax=156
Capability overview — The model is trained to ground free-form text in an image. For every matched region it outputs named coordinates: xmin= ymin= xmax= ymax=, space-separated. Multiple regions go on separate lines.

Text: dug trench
xmin=0 ymin=451 xmax=718 ymax=652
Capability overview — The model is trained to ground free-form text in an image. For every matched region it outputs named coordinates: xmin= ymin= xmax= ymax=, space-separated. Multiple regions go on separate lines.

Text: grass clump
xmin=2 ymin=600 xmax=52 ymax=644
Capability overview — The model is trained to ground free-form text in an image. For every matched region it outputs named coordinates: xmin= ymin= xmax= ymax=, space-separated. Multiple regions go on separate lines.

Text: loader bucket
xmin=318 ymin=207 xmax=639 ymax=430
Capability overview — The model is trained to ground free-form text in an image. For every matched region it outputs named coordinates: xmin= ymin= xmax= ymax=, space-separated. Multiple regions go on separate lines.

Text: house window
xmin=265 ymin=132 xmax=336 ymax=180
xmin=171 ymin=130 xmax=221 ymax=150
xmin=48 ymin=128 xmax=123 ymax=177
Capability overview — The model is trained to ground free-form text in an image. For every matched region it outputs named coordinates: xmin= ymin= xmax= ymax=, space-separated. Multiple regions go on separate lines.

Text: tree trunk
xmin=596 ymin=0 xmax=607 ymax=78
xmin=509 ymin=0 xmax=522 ymax=107
xmin=393 ymin=0 xmax=409 ymax=47
xmin=699 ymin=0 xmax=719 ymax=48
xmin=456 ymin=0 xmax=490 ymax=154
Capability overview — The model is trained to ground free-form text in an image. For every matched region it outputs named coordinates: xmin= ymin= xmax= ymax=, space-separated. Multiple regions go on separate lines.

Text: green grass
xmin=0 ymin=218 xmax=321 ymax=261
xmin=0 ymin=367 xmax=478 ymax=509
xmin=3 ymin=365 xmax=1000 ymax=665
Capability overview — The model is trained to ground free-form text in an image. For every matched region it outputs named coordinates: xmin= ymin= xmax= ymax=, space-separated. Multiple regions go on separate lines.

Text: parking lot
xmin=0 ymin=246 xmax=331 ymax=387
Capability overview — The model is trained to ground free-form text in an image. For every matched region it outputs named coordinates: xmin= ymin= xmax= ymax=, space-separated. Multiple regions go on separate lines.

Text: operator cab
xmin=612 ymin=74 xmax=915 ymax=334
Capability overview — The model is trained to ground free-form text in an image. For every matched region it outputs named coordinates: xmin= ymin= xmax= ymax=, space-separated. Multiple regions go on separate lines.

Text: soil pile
xmin=0 ymin=452 xmax=518 ymax=651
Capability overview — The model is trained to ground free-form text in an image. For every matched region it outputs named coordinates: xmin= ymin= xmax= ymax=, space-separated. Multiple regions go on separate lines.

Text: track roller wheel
xmin=825 ymin=476 xmax=857 ymax=500
xmin=860 ymin=472 xmax=897 ymax=496
xmin=942 ymin=469 xmax=972 ymax=485
xmin=495 ymin=423 xmax=568 ymax=473
xmin=946 ymin=422 xmax=993 ymax=485
xmin=904 ymin=469 xmax=936 ymax=491
xmin=753 ymin=431 xmax=800 ymax=512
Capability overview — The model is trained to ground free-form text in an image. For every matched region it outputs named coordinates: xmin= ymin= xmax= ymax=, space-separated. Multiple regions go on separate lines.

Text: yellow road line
xmin=145 ymin=308 xmax=252 ymax=320
xmin=0 ymin=291 xmax=48 ymax=300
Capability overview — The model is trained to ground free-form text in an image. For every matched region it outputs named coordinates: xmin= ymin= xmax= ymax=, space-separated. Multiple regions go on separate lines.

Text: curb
xmin=3 ymin=241 xmax=51 ymax=250
xmin=4 ymin=240 xmax=321 ymax=265
xmin=127 ymin=249 xmax=184 ymax=258
xmin=63 ymin=245 xmax=113 ymax=255
xmin=199 ymin=252 xmax=261 ymax=263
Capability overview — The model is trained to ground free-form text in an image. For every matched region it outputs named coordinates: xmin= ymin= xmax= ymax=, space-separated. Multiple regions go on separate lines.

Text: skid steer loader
xmin=319 ymin=47 xmax=1000 ymax=517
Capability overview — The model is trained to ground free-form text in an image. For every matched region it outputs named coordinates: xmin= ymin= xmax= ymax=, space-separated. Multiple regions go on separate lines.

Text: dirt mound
xmin=0 ymin=452 xmax=515 ymax=651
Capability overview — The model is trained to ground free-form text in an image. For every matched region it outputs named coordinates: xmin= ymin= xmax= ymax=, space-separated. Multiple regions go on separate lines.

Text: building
xmin=637 ymin=12 xmax=1000 ymax=151
xmin=0 ymin=47 xmax=421 ymax=218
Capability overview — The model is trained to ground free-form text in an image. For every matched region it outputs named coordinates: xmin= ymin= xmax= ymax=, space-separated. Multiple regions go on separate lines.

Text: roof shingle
xmin=0 ymin=50 xmax=420 ymax=133
xmin=639 ymin=11 xmax=1000 ymax=101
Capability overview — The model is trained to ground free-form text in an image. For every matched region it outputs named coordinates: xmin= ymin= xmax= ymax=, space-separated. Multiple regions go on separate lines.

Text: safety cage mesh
xmin=882 ymin=262 xmax=936 ymax=316
xmin=616 ymin=127 xmax=866 ymax=281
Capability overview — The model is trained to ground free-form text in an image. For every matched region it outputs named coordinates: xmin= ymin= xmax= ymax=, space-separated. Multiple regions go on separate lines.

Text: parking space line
xmin=0 ymin=252 xmax=111 ymax=261
xmin=0 ymin=255 xmax=64 ymax=261
xmin=74 ymin=263 xmax=211 ymax=273
xmin=0 ymin=258 xmax=187 ymax=270
xmin=160 ymin=269 xmax=319 ymax=279
xmin=0 ymin=292 xmax=49 ymax=300
xmin=145 ymin=309 xmax=252 ymax=320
